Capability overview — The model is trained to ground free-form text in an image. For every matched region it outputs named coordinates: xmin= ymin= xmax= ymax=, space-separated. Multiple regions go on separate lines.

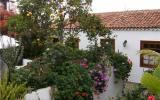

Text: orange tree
xmin=8 ymin=0 xmax=110 ymax=59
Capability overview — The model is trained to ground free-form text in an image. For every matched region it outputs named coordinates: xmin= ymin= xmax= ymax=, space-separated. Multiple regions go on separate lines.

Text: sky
xmin=92 ymin=0 xmax=160 ymax=13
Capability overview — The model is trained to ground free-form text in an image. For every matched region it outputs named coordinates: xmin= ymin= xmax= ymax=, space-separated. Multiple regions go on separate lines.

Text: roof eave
xmin=109 ymin=27 xmax=160 ymax=31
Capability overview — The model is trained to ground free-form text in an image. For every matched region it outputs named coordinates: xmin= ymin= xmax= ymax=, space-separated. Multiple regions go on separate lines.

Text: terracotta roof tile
xmin=95 ymin=9 xmax=160 ymax=29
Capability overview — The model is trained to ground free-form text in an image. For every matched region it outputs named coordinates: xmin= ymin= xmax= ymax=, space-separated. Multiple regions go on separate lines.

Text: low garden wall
xmin=25 ymin=87 xmax=52 ymax=100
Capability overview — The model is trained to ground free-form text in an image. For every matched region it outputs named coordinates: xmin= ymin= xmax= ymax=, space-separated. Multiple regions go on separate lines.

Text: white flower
xmin=46 ymin=48 xmax=50 ymax=51
xmin=37 ymin=38 xmax=40 ymax=41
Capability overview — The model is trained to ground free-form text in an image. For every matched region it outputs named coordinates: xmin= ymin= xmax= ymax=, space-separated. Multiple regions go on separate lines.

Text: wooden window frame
xmin=140 ymin=40 xmax=160 ymax=68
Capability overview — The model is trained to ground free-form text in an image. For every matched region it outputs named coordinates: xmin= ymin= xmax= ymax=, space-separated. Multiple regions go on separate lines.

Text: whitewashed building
xmin=1 ymin=0 xmax=18 ymax=13
xmin=7 ymin=0 xmax=18 ymax=13
xmin=1 ymin=2 xmax=160 ymax=98
xmin=79 ymin=9 xmax=160 ymax=83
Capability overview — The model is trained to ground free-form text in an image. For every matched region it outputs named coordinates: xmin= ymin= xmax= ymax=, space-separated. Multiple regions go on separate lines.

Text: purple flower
xmin=96 ymin=64 xmax=102 ymax=68
xmin=98 ymin=82 xmax=102 ymax=85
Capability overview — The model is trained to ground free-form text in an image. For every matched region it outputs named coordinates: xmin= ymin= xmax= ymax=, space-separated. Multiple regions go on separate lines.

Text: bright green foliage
xmin=112 ymin=52 xmax=132 ymax=80
xmin=153 ymin=65 xmax=160 ymax=78
xmin=141 ymin=73 xmax=160 ymax=94
xmin=141 ymin=66 xmax=160 ymax=94
xmin=0 ymin=75 xmax=26 ymax=100
xmin=140 ymin=50 xmax=160 ymax=94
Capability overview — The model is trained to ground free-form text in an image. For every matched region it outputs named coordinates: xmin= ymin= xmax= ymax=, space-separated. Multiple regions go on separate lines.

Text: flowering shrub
xmin=79 ymin=57 xmax=110 ymax=94
xmin=80 ymin=58 xmax=89 ymax=69
xmin=90 ymin=64 xmax=109 ymax=94
xmin=112 ymin=52 xmax=132 ymax=80
xmin=53 ymin=62 xmax=93 ymax=100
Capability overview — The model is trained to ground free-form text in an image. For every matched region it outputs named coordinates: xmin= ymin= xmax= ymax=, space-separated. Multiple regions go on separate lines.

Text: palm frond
xmin=139 ymin=50 xmax=160 ymax=57
xmin=139 ymin=49 xmax=160 ymax=66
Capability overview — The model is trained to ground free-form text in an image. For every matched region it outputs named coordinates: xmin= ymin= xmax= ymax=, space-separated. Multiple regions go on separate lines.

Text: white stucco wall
xmin=79 ymin=30 xmax=160 ymax=83
xmin=112 ymin=30 xmax=160 ymax=83
xmin=0 ymin=35 xmax=18 ymax=49
xmin=6 ymin=0 xmax=18 ymax=13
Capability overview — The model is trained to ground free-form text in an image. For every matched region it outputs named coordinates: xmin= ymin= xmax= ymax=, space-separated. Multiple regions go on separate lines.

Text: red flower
xmin=148 ymin=95 xmax=155 ymax=100
xmin=81 ymin=92 xmax=88 ymax=96
xmin=81 ymin=63 xmax=88 ymax=68
xmin=128 ymin=59 xmax=132 ymax=65
xmin=0 ymin=20 xmax=7 ymax=28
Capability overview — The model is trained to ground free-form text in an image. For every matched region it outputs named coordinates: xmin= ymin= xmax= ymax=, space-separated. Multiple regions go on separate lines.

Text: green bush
xmin=11 ymin=42 xmax=113 ymax=99
xmin=112 ymin=52 xmax=132 ymax=80
xmin=86 ymin=44 xmax=113 ymax=64
xmin=8 ymin=0 xmax=53 ymax=59
xmin=0 ymin=75 xmax=26 ymax=100
xmin=11 ymin=44 xmax=94 ymax=98
xmin=141 ymin=66 xmax=160 ymax=94
xmin=11 ymin=57 xmax=54 ymax=90
xmin=12 ymin=59 xmax=93 ymax=100
xmin=124 ymin=85 xmax=147 ymax=100
xmin=122 ymin=84 xmax=160 ymax=100
xmin=53 ymin=62 xmax=93 ymax=100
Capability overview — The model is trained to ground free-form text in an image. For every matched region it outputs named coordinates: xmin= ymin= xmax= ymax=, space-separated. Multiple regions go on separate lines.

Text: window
xmin=100 ymin=39 xmax=115 ymax=51
xmin=140 ymin=41 xmax=160 ymax=67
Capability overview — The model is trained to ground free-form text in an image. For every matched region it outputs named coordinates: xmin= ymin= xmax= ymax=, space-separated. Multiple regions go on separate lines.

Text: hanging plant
xmin=78 ymin=57 xmax=110 ymax=94
xmin=112 ymin=52 xmax=132 ymax=80
xmin=89 ymin=63 xmax=109 ymax=94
